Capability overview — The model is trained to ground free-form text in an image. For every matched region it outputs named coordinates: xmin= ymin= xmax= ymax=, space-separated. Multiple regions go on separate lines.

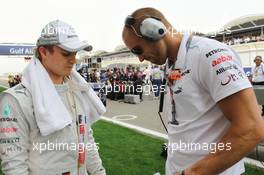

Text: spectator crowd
xmin=8 ymin=74 xmax=21 ymax=88
xmin=224 ymin=34 xmax=264 ymax=45
xmin=77 ymin=64 xmax=164 ymax=102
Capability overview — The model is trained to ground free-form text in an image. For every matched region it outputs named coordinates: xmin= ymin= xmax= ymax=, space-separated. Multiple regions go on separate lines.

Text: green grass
xmin=92 ymin=121 xmax=264 ymax=175
xmin=243 ymin=163 xmax=264 ymax=175
xmin=92 ymin=121 xmax=166 ymax=175
xmin=0 ymin=86 xmax=6 ymax=93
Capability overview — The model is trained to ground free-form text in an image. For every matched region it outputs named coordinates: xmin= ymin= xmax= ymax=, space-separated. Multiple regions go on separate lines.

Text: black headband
xmin=125 ymin=15 xmax=136 ymax=27
xmin=124 ymin=15 xmax=161 ymax=27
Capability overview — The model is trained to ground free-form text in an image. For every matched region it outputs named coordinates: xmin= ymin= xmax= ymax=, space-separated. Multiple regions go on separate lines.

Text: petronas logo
xmin=2 ymin=104 xmax=11 ymax=118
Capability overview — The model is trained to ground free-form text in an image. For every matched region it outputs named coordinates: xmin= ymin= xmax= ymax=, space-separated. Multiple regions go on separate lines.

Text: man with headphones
xmin=252 ymin=56 xmax=264 ymax=85
xmin=251 ymin=55 xmax=264 ymax=115
xmin=122 ymin=7 xmax=264 ymax=175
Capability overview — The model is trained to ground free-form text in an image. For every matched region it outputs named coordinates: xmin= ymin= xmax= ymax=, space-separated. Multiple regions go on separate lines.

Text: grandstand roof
xmin=206 ymin=14 xmax=264 ymax=37
xmin=222 ymin=14 xmax=264 ymax=33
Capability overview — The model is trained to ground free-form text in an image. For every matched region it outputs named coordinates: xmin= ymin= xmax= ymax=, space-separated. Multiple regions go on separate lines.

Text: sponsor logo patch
xmin=0 ymin=137 xmax=20 ymax=144
xmin=1 ymin=103 xmax=18 ymax=122
xmin=0 ymin=118 xmax=18 ymax=122
xmin=212 ymin=55 xmax=233 ymax=67
xmin=206 ymin=48 xmax=228 ymax=58
xmin=1 ymin=145 xmax=22 ymax=155
xmin=221 ymin=70 xmax=245 ymax=86
xmin=216 ymin=64 xmax=238 ymax=75
xmin=2 ymin=104 xmax=11 ymax=118
xmin=0 ymin=127 xmax=18 ymax=133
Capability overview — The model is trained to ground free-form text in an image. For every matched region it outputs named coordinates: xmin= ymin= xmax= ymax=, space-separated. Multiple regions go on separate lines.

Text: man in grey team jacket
xmin=0 ymin=20 xmax=106 ymax=175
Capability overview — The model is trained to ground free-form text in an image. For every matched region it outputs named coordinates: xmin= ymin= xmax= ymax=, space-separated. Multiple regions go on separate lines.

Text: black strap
xmin=159 ymin=78 xmax=166 ymax=113
xmin=158 ymin=35 xmax=193 ymax=132
xmin=158 ymin=78 xmax=168 ymax=133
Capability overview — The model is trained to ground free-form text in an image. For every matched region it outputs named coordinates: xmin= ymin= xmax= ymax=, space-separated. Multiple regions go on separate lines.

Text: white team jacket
xmin=0 ymin=83 xmax=106 ymax=175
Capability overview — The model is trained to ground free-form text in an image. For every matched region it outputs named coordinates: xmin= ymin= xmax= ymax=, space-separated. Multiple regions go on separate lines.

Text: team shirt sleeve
xmin=0 ymin=93 xmax=30 ymax=175
xmin=196 ymin=41 xmax=252 ymax=103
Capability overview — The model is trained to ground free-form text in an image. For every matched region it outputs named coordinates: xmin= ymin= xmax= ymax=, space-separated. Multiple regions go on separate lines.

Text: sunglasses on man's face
xmin=130 ymin=47 xmax=143 ymax=55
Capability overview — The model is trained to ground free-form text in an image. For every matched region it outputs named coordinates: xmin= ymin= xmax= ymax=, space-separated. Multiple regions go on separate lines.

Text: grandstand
xmin=83 ymin=14 xmax=264 ymax=69
xmin=81 ymin=45 xmax=149 ymax=70
xmin=207 ymin=14 xmax=264 ymax=67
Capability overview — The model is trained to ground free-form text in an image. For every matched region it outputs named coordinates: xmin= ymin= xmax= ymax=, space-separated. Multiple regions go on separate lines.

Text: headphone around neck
xmin=125 ymin=15 xmax=167 ymax=41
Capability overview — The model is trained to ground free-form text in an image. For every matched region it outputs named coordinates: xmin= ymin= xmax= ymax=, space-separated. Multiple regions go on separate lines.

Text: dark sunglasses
xmin=130 ymin=47 xmax=143 ymax=55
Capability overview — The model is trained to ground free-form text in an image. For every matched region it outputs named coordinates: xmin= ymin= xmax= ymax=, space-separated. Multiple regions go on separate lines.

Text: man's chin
xmin=153 ymin=58 xmax=166 ymax=65
xmin=154 ymin=62 xmax=162 ymax=65
xmin=64 ymin=71 xmax=72 ymax=76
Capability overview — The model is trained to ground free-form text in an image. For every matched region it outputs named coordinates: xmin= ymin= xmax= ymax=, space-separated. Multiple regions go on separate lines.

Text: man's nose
xmin=69 ymin=55 xmax=77 ymax=64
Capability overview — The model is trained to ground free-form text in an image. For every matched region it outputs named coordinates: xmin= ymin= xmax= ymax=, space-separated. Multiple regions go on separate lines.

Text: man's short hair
xmin=128 ymin=7 xmax=171 ymax=34
xmin=34 ymin=45 xmax=54 ymax=61
xmin=254 ymin=55 xmax=262 ymax=62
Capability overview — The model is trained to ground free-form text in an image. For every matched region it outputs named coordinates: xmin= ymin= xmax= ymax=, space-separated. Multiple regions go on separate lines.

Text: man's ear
xmin=38 ymin=46 xmax=47 ymax=59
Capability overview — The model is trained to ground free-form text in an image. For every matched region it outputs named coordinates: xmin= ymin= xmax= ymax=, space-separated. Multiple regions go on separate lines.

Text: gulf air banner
xmin=0 ymin=45 xmax=35 ymax=55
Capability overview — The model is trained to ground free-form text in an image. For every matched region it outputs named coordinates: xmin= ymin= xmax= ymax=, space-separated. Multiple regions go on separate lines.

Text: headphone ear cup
xmin=140 ymin=18 xmax=167 ymax=41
